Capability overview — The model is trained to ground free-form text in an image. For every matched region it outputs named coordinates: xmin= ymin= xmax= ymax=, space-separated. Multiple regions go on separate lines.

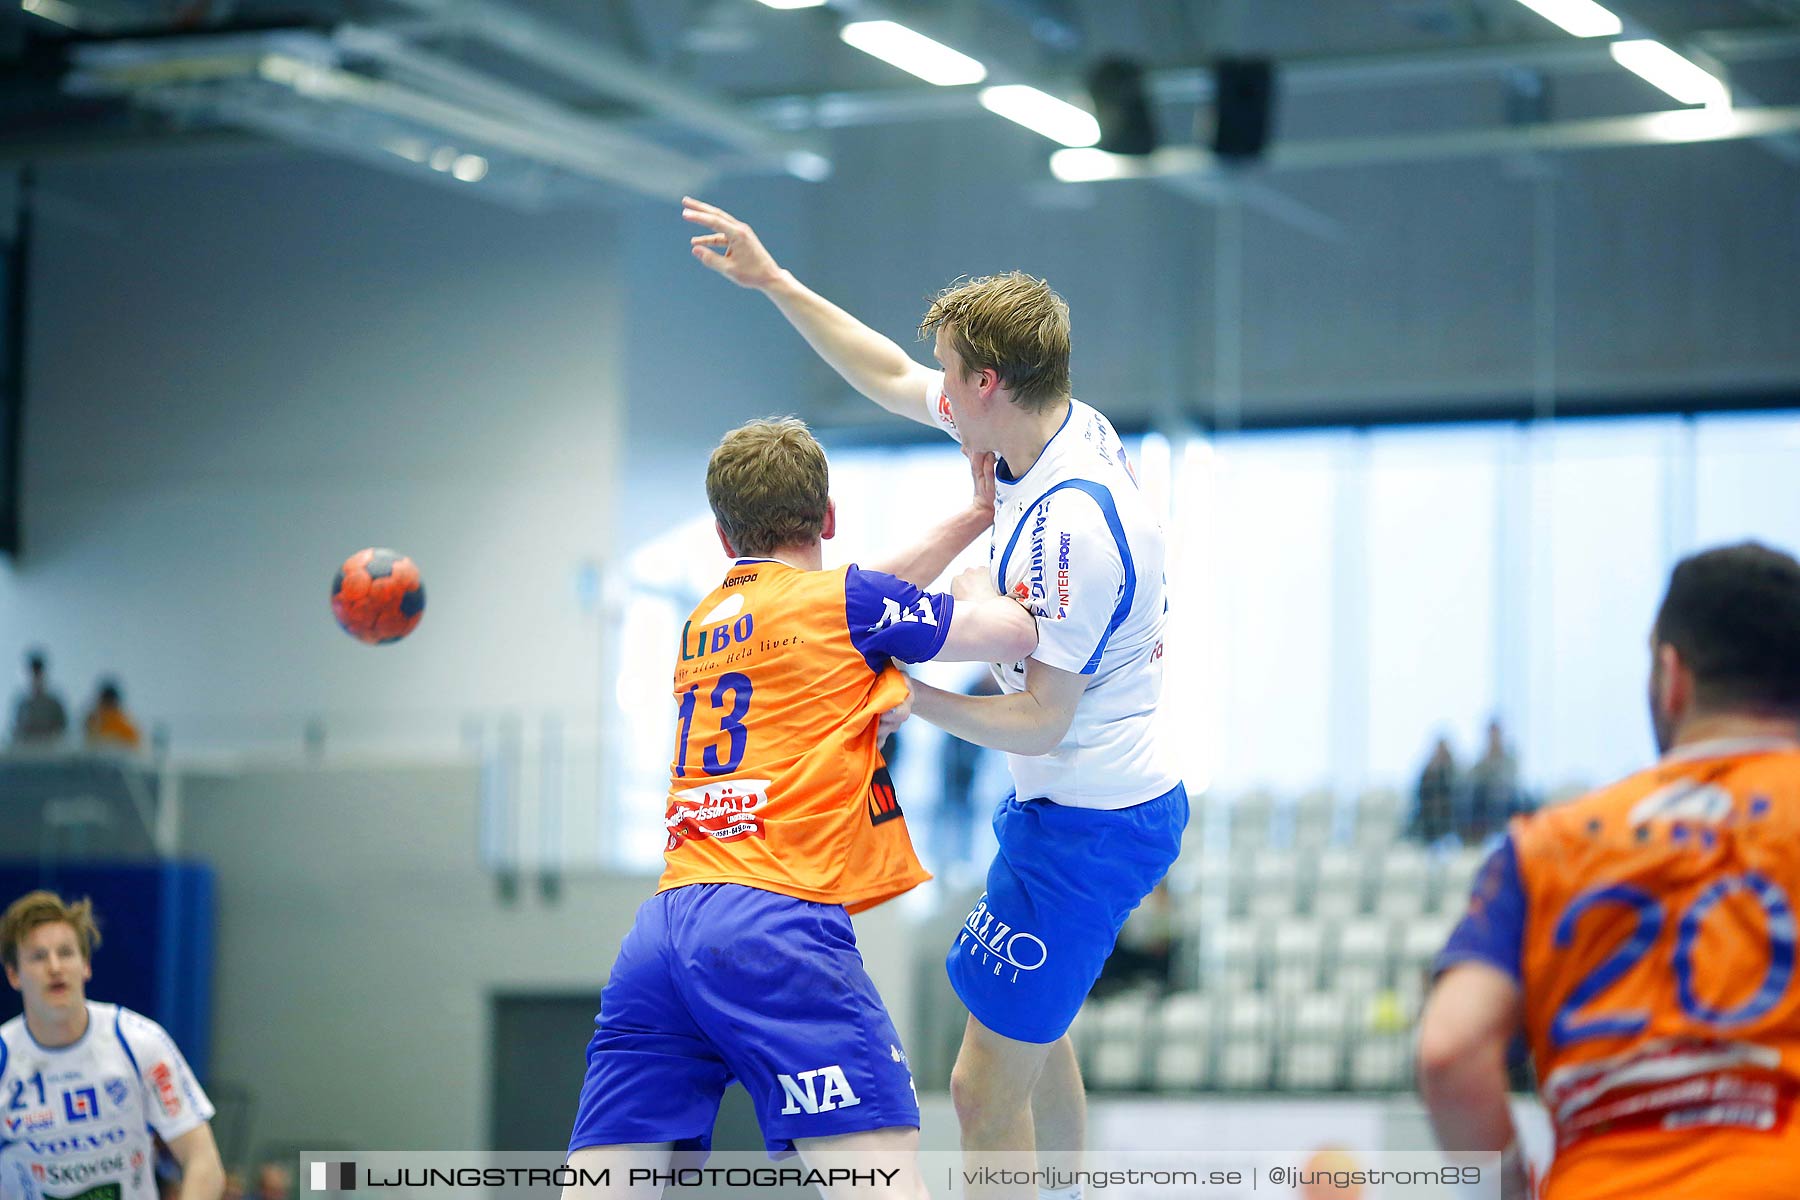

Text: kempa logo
xmin=776 ymin=1066 xmax=861 ymax=1115
xmin=309 ymin=1162 xmax=356 ymax=1191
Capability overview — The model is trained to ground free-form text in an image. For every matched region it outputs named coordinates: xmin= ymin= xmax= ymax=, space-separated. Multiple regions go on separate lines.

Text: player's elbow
xmin=993 ymin=605 xmax=1039 ymax=665
xmin=1011 ymin=706 xmax=1074 ymax=756
xmin=1416 ymin=1011 xmax=1498 ymax=1102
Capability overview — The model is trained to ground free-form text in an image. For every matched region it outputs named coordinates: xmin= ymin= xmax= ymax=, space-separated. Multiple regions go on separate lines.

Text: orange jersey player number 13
xmin=656 ymin=558 xmax=954 ymax=914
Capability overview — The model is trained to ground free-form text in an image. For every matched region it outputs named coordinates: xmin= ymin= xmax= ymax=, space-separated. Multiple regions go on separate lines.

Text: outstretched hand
xmin=683 ymin=196 xmax=785 ymax=290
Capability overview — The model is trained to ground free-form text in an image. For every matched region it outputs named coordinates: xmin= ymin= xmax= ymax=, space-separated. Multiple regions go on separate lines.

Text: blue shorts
xmin=568 ymin=883 xmax=920 ymax=1155
xmin=946 ymin=783 xmax=1189 ymax=1043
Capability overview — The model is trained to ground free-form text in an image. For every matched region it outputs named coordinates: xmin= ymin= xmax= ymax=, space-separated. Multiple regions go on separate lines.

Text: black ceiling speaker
xmin=1208 ymin=57 xmax=1277 ymax=161
xmin=1085 ymin=57 xmax=1159 ymax=156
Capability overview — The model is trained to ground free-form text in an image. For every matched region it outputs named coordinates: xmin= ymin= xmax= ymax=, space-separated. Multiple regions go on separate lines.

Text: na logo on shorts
xmin=776 ymin=1066 xmax=861 ymax=1115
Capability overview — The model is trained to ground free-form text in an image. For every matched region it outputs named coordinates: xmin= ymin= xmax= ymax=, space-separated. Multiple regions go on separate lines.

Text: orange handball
xmin=331 ymin=547 xmax=426 ymax=644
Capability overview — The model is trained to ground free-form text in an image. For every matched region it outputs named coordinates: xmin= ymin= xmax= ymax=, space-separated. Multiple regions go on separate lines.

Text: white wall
xmin=176 ymin=761 xmax=919 ymax=1151
xmin=8 ymin=154 xmax=622 ymax=753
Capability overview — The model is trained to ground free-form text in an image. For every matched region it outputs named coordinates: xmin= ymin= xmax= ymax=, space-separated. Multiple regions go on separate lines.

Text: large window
xmin=1524 ymin=419 xmax=1677 ymax=789
xmin=602 ymin=412 xmax=1800 ymax=869
xmin=1362 ymin=427 xmax=1500 ymax=787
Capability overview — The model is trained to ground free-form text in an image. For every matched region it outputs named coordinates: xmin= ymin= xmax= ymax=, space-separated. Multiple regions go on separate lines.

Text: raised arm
xmin=683 ymin=197 xmax=939 ymax=426
xmin=866 ymin=452 xmax=997 ymax=587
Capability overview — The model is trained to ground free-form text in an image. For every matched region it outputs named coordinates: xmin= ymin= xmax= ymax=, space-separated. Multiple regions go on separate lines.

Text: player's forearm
xmin=866 ymin=506 xmax=992 ymax=588
xmin=910 ymin=678 xmax=1063 ymax=755
xmin=1418 ymin=1037 xmax=1518 ymax=1154
xmin=173 ymin=1145 xmax=225 ymax=1200
xmin=761 ymin=271 xmax=931 ymax=422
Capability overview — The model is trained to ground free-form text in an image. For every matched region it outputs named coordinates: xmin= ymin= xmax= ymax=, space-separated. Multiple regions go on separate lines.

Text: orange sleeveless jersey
xmin=1507 ymin=741 xmax=1800 ymax=1199
xmin=655 ymin=560 xmax=934 ymax=914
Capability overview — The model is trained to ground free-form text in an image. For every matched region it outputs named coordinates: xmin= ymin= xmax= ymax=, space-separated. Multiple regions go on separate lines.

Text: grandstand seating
xmin=1069 ymin=788 xmax=1500 ymax=1094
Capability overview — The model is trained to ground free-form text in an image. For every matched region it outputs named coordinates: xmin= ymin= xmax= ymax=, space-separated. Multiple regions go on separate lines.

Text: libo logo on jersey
xmin=680 ymin=591 xmax=756 ymax=665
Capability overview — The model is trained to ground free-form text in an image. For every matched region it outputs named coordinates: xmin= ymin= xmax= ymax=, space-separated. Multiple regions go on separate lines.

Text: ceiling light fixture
xmin=1049 ymin=147 xmax=1135 ymax=182
xmin=1509 ymin=0 xmax=1622 ymax=38
xmin=839 ymin=20 xmax=986 ymax=87
xmin=1610 ymin=39 xmax=1730 ymax=107
xmin=979 ymin=85 xmax=1100 ymax=147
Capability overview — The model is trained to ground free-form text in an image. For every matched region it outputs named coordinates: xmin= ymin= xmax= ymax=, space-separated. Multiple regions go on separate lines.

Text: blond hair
xmin=2 ymin=891 xmax=101 ymax=969
xmin=920 ymin=272 xmax=1071 ymax=412
xmin=705 ymin=417 xmax=830 ymax=557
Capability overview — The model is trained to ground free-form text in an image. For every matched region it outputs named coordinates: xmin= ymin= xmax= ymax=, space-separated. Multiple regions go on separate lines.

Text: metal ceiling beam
xmin=0 ymin=126 xmax=278 ymax=168
xmin=1068 ymin=104 xmax=1800 ymax=180
xmin=65 ymin=36 xmax=718 ymax=201
xmin=1606 ymin=3 xmax=1800 ymax=164
xmin=326 ymin=23 xmax=711 ymax=178
xmin=380 ymin=0 xmax=826 ymax=170
xmin=746 ymin=27 xmax=1800 ymax=130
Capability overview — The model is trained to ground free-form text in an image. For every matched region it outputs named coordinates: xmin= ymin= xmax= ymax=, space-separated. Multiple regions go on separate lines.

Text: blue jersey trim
xmin=1434 ymin=836 xmax=1527 ymax=984
xmin=996 ymin=403 xmax=1075 ymax=486
xmin=114 ymin=1008 xmax=143 ymax=1075
xmin=843 ymin=566 xmax=954 ymax=670
xmin=0 ymin=1033 xmax=8 ymax=1080
xmin=997 ymin=479 xmax=1136 ymax=675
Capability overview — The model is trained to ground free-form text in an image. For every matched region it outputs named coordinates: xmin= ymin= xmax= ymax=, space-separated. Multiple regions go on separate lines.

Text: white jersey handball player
xmin=685 ymin=196 xmax=1188 ymax=1200
xmin=1 ymin=893 xmax=222 ymax=1200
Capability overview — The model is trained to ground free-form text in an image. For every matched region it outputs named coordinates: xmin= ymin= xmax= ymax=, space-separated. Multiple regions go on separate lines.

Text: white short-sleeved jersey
xmin=926 ymin=371 xmax=1179 ymax=810
xmin=0 ymin=1004 xmax=212 ymax=1200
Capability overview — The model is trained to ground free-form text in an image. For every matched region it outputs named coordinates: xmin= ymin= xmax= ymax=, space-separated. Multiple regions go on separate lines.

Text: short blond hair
xmin=706 ymin=417 xmax=830 ymax=558
xmin=920 ymin=272 xmax=1071 ymax=412
xmin=2 ymin=891 xmax=101 ymax=969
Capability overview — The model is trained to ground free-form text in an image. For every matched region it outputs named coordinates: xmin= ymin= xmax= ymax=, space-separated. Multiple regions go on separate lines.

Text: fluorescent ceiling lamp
xmin=1049 ymin=147 xmax=1132 ymax=182
xmin=839 ymin=20 xmax=986 ymax=87
xmin=451 ymin=153 xmax=489 ymax=182
xmin=383 ymin=136 xmax=429 ymax=163
xmin=784 ymin=150 xmax=833 ymax=182
xmin=1610 ymin=39 xmax=1729 ymax=107
xmin=21 ymin=0 xmax=84 ymax=27
xmin=979 ymin=85 xmax=1100 ymax=147
xmin=1509 ymin=0 xmax=1621 ymax=38
xmin=1644 ymin=107 xmax=1742 ymax=144
xmin=755 ymin=0 xmax=828 ymax=8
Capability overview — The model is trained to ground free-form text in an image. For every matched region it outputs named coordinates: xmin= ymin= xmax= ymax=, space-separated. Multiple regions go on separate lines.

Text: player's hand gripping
xmin=684 ymin=197 xmax=785 ymax=290
xmin=966 ymin=450 xmax=997 ymax=521
xmin=876 ymin=674 xmax=913 ymax=744
xmin=951 ymin=566 xmax=1001 ymax=602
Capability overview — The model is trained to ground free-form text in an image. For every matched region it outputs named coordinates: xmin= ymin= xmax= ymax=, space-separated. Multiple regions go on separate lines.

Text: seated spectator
xmin=1465 ymin=717 xmax=1518 ymax=841
xmin=83 ymin=678 xmax=143 ymax=750
xmin=1411 ymin=734 xmax=1458 ymax=843
xmin=255 ymin=1162 xmax=292 ymax=1200
xmin=10 ymin=648 xmax=68 ymax=745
